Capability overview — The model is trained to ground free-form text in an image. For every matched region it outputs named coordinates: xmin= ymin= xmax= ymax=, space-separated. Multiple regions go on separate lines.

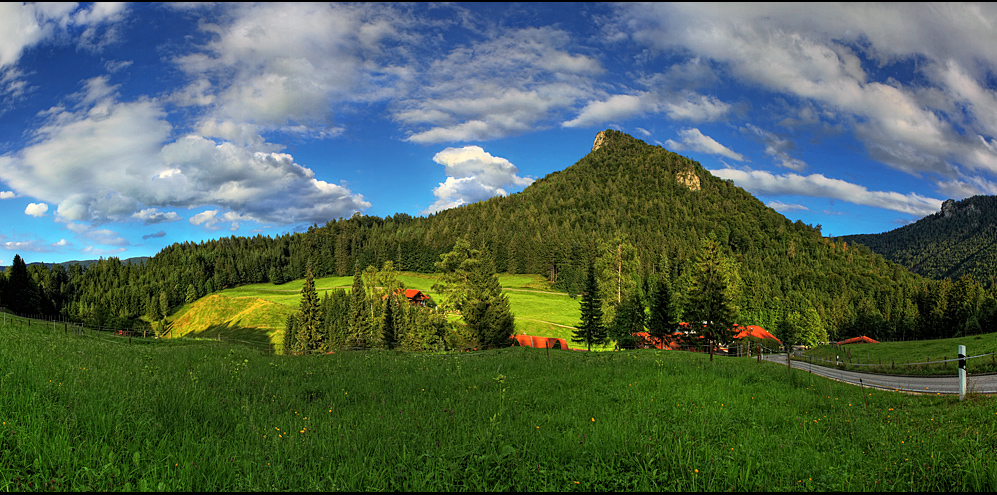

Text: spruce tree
xmin=296 ymin=266 xmax=322 ymax=352
xmin=348 ymin=266 xmax=370 ymax=348
xmin=4 ymin=254 xmax=38 ymax=315
xmin=610 ymin=290 xmax=644 ymax=349
xmin=434 ymin=238 xmax=515 ymax=349
xmin=283 ymin=314 xmax=300 ymax=355
xmin=686 ymin=233 xmax=741 ymax=361
xmin=647 ymin=271 xmax=675 ymax=345
xmin=381 ymin=295 xmax=398 ymax=349
xmin=574 ymin=260 xmax=608 ymax=351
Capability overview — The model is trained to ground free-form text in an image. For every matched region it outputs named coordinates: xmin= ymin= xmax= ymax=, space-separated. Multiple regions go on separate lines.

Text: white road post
xmin=958 ymin=345 xmax=967 ymax=401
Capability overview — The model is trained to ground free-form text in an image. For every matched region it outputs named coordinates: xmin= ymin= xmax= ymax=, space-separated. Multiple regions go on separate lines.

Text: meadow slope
xmin=165 ymin=273 xmax=593 ymax=351
xmin=1 ymin=315 xmax=995 ymax=491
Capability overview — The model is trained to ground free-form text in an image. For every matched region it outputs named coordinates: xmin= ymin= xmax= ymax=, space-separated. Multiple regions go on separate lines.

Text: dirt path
xmin=514 ymin=317 xmax=577 ymax=329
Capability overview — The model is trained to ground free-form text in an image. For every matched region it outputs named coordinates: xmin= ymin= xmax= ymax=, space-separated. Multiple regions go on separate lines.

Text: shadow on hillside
xmin=189 ymin=320 xmax=276 ymax=353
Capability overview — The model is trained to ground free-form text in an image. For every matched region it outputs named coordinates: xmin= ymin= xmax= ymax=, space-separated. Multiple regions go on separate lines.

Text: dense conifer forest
xmin=842 ymin=195 xmax=997 ymax=283
xmin=3 ymin=130 xmax=997 ymax=343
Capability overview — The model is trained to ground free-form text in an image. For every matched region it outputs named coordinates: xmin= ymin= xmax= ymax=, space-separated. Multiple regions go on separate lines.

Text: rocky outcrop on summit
xmin=591 ymin=130 xmax=608 ymax=153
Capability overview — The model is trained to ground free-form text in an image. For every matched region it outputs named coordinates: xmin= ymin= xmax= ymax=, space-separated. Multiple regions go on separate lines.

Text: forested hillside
xmin=3 ymin=130 xmax=996 ymax=342
xmin=842 ymin=195 xmax=997 ymax=282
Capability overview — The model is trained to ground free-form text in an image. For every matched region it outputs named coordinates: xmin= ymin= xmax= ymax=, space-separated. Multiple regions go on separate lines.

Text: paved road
xmin=759 ymin=353 xmax=997 ymax=394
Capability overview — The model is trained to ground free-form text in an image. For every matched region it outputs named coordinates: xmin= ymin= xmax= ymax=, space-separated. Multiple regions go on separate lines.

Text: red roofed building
xmin=838 ymin=335 xmax=879 ymax=345
xmin=383 ymin=289 xmax=431 ymax=306
xmin=509 ymin=334 xmax=568 ymax=350
xmin=732 ymin=324 xmax=782 ymax=344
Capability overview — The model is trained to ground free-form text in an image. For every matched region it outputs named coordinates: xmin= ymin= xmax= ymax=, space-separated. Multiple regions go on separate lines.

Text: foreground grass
xmin=804 ymin=333 xmax=997 ymax=376
xmin=2 ymin=316 xmax=996 ymax=491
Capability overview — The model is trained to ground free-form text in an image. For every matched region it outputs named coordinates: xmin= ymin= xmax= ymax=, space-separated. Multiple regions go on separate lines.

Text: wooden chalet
xmin=383 ymin=289 xmax=431 ymax=307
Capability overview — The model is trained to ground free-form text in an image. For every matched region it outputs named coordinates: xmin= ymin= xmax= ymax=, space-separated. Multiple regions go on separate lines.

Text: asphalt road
xmin=759 ymin=353 xmax=997 ymax=394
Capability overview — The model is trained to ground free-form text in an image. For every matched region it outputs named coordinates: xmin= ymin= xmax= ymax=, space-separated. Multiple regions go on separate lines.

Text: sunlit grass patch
xmin=3 ymin=317 xmax=995 ymax=491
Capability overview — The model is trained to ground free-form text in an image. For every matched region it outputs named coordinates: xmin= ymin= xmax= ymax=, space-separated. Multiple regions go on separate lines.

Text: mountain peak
xmin=591 ymin=130 xmax=609 ymax=153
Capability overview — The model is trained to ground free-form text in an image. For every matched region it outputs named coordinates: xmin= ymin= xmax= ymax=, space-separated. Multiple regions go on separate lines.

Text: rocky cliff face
xmin=676 ymin=169 xmax=701 ymax=191
xmin=941 ymin=198 xmax=980 ymax=218
xmin=591 ymin=130 xmax=608 ymax=153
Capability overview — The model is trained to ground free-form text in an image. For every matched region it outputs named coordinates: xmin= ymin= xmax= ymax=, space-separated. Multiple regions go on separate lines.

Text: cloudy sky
xmin=3 ymin=3 xmax=997 ymax=265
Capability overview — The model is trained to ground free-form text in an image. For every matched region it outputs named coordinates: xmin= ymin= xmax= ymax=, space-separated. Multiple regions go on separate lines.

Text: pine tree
xmin=574 ymin=260 xmax=608 ymax=351
xmin=647 ymin=270 xmax=676 ymax=345
xmin=296 ymin=266 xmax=322 ymax=352
xmin=381 ymin=295 xmax=397 ymax=349
xmin=610 ymin=290 xmax=644 ymax=349
xmin=185 ymin=284 xmax=198 ymax=304
xmin=4 ymin=254 xmax=38 ymax=315
xmin=283 ymin=314 xmax=300 ymax=355
xmin=434 ymin=238 xmax=515 ymax=349
xmin=686 ymin=233 xmax=742 ymax=361
xmin=348 ymin=266 xmax=370 ymax=348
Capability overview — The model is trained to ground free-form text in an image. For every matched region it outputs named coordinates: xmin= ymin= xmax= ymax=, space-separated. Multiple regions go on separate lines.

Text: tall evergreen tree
xmin=348 ymin=265 xmax=370 ymax=347
xmin=283 ymin=314 xmax=300 ymax=355
xmin=320 ymin=288 xmax=351 ymax=349
xmin=381 ymin=295 xmax=398 ymax=349
xmin=686 ymin=233 xmax=742 ymax=361
xmin=4 ymin=255 xmax=38 ymax=315
xmin=296 ymin=266 xmax=322 ymax=352
xmin=574 ymin=260 xmax=608 ymax=351
xmin=433 ymin=238 xmax=515 ymax=349
xmin=647 ymin=270 xmax=676 ymax=344
xmin=610 ymin=290 xmax=644 ymax=349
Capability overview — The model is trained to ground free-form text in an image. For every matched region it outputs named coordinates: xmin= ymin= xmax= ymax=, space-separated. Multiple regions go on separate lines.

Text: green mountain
xmin=7 ymin=130 xmax=996 ymax=342
xmin=842 ymin=196 xmax=997 ymax=282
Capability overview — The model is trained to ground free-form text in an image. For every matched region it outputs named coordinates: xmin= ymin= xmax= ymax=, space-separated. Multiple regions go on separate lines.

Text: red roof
xmin=732 ymin=324 xmax=781 ymax=344
xmin=383 ymin=289 xmax=429 ymax=302
xmin=838 ymin=335 xmax=879 ymax=344
xmin=509 ymin=334 xmax=568 ymax=350
xmin=404 ymin=289 xmax=428 ymax=300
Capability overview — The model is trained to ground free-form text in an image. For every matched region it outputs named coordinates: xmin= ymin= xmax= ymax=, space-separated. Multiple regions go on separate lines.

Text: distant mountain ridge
xmin=841 ymin=195 xmax=997 ymax=281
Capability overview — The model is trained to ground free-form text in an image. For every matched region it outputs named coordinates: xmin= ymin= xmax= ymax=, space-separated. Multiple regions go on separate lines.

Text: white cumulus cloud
xmin=24 ymin=202 xmax=48 ymax=217
xmin=422 ymin=146 xmax=533 ymax=214
xmin=0 ymin=78 xmax=371 ymax=227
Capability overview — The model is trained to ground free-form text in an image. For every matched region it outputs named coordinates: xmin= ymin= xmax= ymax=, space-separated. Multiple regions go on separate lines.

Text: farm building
xmin=732 ymin=324 xmax=781 ymax=344
xmin=383 ymin=289 xmax=431 ymax=307
xmin=837 ymin=335 xmax=879 ymax=345
xmin=510 ymin=334 xmax=569 ymax=350
xmin=633 ymin=323 xmax=780 ymax=352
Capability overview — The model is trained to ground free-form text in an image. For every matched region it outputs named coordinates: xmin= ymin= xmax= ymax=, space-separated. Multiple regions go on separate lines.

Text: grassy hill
xmin=165 ymin=272 xmax=592 ymax=351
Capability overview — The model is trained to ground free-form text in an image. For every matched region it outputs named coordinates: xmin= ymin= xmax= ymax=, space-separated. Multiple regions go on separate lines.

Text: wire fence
xmin=798 ymin=352 xmax=997 ymax=368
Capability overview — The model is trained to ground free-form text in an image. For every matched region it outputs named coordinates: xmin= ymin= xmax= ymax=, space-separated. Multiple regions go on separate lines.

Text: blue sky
xmin=3 ymin=3 xmax=997 ymax=265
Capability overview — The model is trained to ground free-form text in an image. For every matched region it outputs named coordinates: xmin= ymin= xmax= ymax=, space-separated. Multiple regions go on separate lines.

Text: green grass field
xmin=2 ymin=313 xmax=996 ymax=491
xmin=167 ymin=272 xmax=601 ymax=351
xmin=803 ymin=333 xmax=997 ymax=376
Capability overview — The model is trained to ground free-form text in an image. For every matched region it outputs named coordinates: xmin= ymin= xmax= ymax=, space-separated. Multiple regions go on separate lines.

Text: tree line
xmin=4 ymin=130 xmax=997 ymax=345
xmin=281 ymin=239 xmax=514 ymax=354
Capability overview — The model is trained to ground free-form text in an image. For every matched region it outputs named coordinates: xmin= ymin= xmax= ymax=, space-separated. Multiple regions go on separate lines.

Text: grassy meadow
xmin=165 ymin=272 xmax=604 ymax=352
xmin=2 ymin=313 xmax=996 ymax=491
xmin=802 ymin=333 xmax=997 ymax=376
